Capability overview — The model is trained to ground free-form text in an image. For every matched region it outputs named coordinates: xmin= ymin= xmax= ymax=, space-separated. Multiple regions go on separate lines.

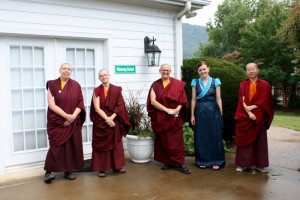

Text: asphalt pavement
xmin=0 ymin=126 xmax=299 ymax=200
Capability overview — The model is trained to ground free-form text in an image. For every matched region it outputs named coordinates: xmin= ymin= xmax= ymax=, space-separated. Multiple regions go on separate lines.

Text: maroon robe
xmin=147 ymin=78 xmax=188 ymax=165
xmin=44 ymin=78 xmax=86 ymax=172
xmin=90 ymin=84 xmax=131 ymax=171
xmin=234 ymin=78 xmax=274 ymax=167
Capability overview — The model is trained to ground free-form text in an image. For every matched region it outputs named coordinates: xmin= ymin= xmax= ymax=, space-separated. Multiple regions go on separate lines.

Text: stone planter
xmin=125 ymin=135 xmax=154 ymax=163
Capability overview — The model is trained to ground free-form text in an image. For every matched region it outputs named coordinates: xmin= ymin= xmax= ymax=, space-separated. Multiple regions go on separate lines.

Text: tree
xmin=196 ymin=0 xmax=300 ymax=108
xmin=195 ymin=0 xmax=253 ymax=58
xmin=277 ymin=0 xmax=300 ymax=76
xmin=239 ymin=0 xmax=300 ymax=107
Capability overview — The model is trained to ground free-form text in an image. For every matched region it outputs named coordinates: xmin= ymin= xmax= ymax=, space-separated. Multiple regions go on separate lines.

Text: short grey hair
xmin=98 ymin=69 xmax=109 ymax=77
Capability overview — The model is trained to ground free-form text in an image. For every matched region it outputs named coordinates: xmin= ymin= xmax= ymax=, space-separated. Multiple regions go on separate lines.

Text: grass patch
xmin=272 ymin=111 xmax=300 ymax=131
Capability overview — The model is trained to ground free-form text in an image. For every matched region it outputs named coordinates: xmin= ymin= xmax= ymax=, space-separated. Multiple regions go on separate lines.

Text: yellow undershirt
xmin=163 ymin=79 xmax=170 ymax=88
xmin=249 ymin=82 xmax=256 ymax=101
xmin=61 ymin=81 xmax=66 ymax=89
xmin=104 ymin=88 xmax=108 ymax=98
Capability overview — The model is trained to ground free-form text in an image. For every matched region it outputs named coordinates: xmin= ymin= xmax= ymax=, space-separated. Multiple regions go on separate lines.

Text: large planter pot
xmin=125 ymin=135 xmax=154 ymax=163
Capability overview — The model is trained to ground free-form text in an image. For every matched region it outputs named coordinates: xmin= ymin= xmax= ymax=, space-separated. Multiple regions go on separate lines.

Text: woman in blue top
xmin=190 ymin=61 xmax=225 ymax=170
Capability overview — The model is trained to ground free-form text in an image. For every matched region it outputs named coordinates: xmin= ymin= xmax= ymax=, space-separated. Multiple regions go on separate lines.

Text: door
xmin=56 ymin=39 xmax=105 ymax=154
xmin=1 ymin=36 xmax=104 ymax=171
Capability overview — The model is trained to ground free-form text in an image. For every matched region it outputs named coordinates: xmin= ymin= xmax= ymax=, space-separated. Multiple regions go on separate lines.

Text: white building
xmin=0 ymin=0 xmax=211 ymax=175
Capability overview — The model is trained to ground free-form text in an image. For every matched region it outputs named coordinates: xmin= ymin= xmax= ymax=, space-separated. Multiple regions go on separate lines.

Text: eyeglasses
xmin=161 ymin=70 xmax=171 ymax=73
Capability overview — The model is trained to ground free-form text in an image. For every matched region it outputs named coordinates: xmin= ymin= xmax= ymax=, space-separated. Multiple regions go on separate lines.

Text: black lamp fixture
xmin=144 ymin=36 xmax=161 ymax=66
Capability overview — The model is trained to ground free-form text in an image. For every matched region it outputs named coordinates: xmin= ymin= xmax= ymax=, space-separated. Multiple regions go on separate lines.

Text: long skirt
xmin=44 ymin=126 xmax=84 ymax=172
xmin=194 ymin=101 xmax=225 ymax=167
xmin=235 ymin=125 xmax=269 ymax=168
xmin=154 ymin=118 xmax=185 ymax=166
xmin=91 ymin=140 xmax=125 ymax=171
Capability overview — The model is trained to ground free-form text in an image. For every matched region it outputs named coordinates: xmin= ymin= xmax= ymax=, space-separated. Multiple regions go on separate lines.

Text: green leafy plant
xmin=183 ymin=122 xmax=195 ymax=156
xmin=125 ymin=88 xmax=154 ymax=139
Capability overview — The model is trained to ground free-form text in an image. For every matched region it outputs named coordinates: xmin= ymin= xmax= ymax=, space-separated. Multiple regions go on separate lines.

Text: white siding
xmin=0 ymin=0 xmax=178 ymax=97
xmin=0 ymin=0 xmax=181 ymax=174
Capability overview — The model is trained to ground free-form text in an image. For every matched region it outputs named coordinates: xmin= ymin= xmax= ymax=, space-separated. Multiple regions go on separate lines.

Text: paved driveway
xmin=0 ymin=126 xmax=299 ymax=200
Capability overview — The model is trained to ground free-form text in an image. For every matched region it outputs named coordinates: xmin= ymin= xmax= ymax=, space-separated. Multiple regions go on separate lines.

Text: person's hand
xmin=167 ymin=109 xmax=174 ymax=115
xmin=109 ymin=121 xmax=116 ymax=127
xmin=244 ymin=105 xmax=251 ymax=113
xmin=63 ymin=121 xmax=71 ymax=126
xmin=66 ymin=114 xmax=76 ymax=123
xmin=173 ymin=108 xmax=180 ymax=116
xmin=248 ymin=112 xmax=256 ymax=120
xmin=242 ymin=96 xmax=251 ymax=112
xmin=105 ymin=116 xmax=115 ymax=127
xmin=190 ymin=116 xmax=195 ymax=125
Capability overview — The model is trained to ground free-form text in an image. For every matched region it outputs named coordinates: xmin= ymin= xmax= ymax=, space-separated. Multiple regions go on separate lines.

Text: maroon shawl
xmin=147 ymin=78 xmax=188 ymax=133
xmin=90 ymin=84 xmax=131 ymax=151
xmin=234 ymin=78 xmax=274 ymax=147
xmin=46 ymin=78 xmax=86 ymax=147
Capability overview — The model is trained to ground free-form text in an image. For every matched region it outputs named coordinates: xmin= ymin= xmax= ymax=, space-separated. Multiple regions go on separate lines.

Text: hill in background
xmin=182 ymin=23 xmax=208 ymax=58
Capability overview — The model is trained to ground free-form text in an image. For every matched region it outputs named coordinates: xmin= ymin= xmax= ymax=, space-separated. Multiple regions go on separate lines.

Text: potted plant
xmin=125 ymin=89 xmax=155 ymax=163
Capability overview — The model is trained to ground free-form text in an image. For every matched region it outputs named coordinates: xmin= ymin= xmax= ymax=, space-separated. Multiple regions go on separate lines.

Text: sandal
xmin=98 ymin=171 xmax=106 ymax=177
xmin=176 ymin=165 xmax=191 ymax=175
xmin=199 ymin=166 xmax=206 ymax=169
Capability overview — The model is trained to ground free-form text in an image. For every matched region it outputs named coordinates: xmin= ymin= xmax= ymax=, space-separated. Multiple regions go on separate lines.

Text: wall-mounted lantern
xmin=144 ymin=36 xmax=161 ymax=66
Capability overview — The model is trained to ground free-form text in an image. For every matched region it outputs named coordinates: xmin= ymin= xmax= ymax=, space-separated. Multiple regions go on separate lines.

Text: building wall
xmin=0 ymin=0 xmax=179 ymax=174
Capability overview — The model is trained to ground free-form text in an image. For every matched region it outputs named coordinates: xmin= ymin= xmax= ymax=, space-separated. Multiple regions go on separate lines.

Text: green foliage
xmin=182 ymin=57 xmax=247 ymax=141
xmin=128 ymin=129 xmax=155 ymax=139
xmin=183 ymin=122 xmax=195 ymax=156
xmin=238 ymin=0 xmax=300 ymax=107
xmin=195 ymin=0 xmax=300 ymax=108
xmin=126 ymin=89 xmax=154 ymax=138
xmin=196 ymin=0 xmax=252 ymax=58
xmin=277 ymin=0 xmax=300 ymax=75
xmin=289 ymin=91 xmax=300 ymax=108
xmin=223 ymin=140 xmax=236 ymax=153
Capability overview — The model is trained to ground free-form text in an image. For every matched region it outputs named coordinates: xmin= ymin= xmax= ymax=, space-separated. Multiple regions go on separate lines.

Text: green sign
xmin=115 ymin=65 xmax=136 ymax=74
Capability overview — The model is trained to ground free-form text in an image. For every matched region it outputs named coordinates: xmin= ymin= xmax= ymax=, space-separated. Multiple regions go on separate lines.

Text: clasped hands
xmin=167 ymin=108 xmax=179 ymax=117
xmin=105 ymin=116 xmax=116 ymax=127
xmin=64 ymin=114 xmax=77 ymax=126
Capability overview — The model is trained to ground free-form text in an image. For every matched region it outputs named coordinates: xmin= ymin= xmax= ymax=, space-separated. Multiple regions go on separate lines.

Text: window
xmin=66 ymin=48 xmax=95 ymax=142
xmin=10 ymin=46 xmax=47 ymax=152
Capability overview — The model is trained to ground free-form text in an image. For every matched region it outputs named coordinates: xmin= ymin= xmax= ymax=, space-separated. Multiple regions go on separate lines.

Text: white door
xmin=0 ymin=36 xmax=104 ymax=172
xmin=1 ymin=37 xmax=55 ymax=170
xmin=56 ymin=39 xmax=105 ymax=154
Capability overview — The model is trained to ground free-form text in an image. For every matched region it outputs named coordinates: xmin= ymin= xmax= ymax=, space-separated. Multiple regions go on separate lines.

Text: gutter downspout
xmin=173 ymin=1 xmax=191 ymax=79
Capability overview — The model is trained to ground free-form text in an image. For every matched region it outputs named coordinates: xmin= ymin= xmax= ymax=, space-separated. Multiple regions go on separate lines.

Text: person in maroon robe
xmin=234 ymin=63 xmax=274 ymax=173
xmin=90 ymin=69 xmax=131 ymax=177
xmin=147 ymin=63 xmax=191 ymax=174
xmin=44 ymin=63 xmax=86 ymax=183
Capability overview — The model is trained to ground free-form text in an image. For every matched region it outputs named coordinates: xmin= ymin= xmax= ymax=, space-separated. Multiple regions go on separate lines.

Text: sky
xmin=182 ymin=0 xmax=224 ymax=26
